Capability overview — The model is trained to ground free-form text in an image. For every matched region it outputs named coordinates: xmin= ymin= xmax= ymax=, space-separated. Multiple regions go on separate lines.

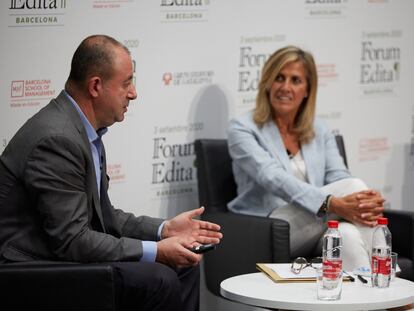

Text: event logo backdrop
xmin=8 ymin=0 xmax=67 ymax=27
xmin=1 ymin=0 xmax=413 ymax=220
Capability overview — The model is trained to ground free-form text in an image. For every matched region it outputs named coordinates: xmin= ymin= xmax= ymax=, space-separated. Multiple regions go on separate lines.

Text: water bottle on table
xmin=371 ymin=217 xmax=392 ymax=288
xmin=317 ymin=220 xmax=342 ymax=300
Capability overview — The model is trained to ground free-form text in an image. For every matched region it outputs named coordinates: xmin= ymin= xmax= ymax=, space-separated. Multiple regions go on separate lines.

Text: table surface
xmin=220 ymin=272 xmax=414 ymax=311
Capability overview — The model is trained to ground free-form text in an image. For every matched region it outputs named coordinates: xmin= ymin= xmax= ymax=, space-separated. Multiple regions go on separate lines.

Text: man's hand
xmin=161 ymin=206 xmax=223 ymax=244
xmin=330 ymin=190 xmax=385 ymax=227
xmin=156 ymin=236 xmax=202 ymax=269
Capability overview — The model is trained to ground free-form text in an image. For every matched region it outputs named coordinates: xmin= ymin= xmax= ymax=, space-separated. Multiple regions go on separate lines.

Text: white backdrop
xmin=1 ymin=0 xmax=414 ymax=222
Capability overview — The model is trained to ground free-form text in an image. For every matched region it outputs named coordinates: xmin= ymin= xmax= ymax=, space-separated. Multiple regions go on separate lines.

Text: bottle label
xmin=371 ymin=256 xmax=391 ymax=275
xmin=323 ymin=260 xmax=342 ymax=279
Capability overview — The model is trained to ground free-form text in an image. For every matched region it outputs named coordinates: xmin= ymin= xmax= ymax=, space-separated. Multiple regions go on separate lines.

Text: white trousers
xmin=321 ymin=178 xmax=374 ymax=271
xmin=269 ymin=178 xmax=374 ymax=271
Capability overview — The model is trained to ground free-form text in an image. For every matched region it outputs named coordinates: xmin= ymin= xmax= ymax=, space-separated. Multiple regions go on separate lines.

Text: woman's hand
xmin=329 ymin=190 xmax=385 ymax=226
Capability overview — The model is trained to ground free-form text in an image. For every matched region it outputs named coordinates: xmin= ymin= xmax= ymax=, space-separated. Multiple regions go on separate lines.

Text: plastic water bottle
xmin=371 ymin=217 xmax=392 ymax=288
xmin=321 ymin=220 xmax=342 ymax=300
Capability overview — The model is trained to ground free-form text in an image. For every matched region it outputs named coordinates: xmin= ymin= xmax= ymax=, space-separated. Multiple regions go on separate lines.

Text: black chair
xmin=0 ymin=262 xmax=116 ymax=310
xmin=195 ymin=137 xmax=414 ymax=296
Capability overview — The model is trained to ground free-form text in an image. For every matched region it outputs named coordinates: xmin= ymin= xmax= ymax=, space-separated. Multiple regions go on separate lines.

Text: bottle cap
xmin=327 ymin=220 xmax=339 ymax=228
xmin=377 ymin=217 xmax=388 ymax=225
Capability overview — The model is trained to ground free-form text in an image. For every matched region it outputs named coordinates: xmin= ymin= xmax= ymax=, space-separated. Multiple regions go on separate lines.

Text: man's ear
xmin=88 ymin=76 xmax=102 ymax=98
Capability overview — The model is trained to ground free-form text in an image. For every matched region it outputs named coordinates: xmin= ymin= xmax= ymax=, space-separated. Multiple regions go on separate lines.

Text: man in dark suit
xmin=0 ymin=35 xmax=222 ymax=311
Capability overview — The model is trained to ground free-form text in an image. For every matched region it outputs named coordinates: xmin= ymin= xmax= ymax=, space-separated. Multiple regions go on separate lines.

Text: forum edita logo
xmin=9 ymin=0 xmax=67 ymax=10
xmin=8 ymin=0 xmax=67 ymax=27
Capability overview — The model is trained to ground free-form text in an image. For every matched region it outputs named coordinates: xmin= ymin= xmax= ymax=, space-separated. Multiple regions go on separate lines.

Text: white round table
xmin=220 ymin=272 xmax=414 ymax=310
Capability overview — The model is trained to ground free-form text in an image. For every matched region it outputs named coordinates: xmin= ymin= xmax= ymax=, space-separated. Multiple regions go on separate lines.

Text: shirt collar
xmin=64 ymin=90 xmax=108 ymax=143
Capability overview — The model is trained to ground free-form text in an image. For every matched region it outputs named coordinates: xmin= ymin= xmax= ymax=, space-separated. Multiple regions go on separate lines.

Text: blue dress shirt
xmin=64 ymin=91 xmax=158 ymax=262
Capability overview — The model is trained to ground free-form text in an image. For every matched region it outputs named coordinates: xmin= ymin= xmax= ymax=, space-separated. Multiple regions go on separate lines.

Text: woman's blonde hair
xmin=253 ymin=45 xmax=318 ymax=143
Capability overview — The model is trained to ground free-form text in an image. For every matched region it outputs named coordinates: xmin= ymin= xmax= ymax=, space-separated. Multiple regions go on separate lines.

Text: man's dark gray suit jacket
xmin=0 ymin=91 xmax=163 ymax=263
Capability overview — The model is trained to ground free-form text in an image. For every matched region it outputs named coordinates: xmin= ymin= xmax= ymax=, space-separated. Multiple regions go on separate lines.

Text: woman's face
xmin=269 ymin=61 xmax=309 ymax=120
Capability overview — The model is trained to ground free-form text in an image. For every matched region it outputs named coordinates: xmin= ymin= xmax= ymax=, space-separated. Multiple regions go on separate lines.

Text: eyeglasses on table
xmin=290 ymin=257 xmax=323 ymax=274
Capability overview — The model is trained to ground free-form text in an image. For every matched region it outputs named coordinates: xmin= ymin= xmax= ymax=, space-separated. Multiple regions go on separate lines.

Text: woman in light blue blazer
xmin=228 ymin=46 xmax=385 ymax=271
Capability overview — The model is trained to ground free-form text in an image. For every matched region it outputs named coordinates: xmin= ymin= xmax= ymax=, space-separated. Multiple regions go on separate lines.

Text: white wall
xmin=1 ymin=1 xmax=414 ymax=309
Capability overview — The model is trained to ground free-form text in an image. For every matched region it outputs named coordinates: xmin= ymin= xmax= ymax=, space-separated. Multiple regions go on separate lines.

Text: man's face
xmin=97 ymin=47 xmax=137 ymax=128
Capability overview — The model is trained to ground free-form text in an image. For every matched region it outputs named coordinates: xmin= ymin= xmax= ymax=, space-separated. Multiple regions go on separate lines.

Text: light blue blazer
xmin=227 ymin=111 xmax=351 ymax=217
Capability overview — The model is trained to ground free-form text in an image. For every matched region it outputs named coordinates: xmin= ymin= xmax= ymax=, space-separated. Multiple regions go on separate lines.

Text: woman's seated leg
xmin=338 ymin=221 xmax=373 ymax=271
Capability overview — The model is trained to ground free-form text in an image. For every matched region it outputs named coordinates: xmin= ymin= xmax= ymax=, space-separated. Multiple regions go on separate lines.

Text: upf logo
xmin=9 ymin=0 xmax=67 ymax=9
xmin=162 ymin=73 xmax=173 ymax=86
xmin=11 ymin=81 xmax=24 ymax=98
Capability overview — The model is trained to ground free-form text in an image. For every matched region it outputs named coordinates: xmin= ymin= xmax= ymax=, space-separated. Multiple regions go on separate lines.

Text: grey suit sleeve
xmin=113 ymin=208 xmax=164 ymax=241
xmin=24 ymin=135 xmax=150 ymax=262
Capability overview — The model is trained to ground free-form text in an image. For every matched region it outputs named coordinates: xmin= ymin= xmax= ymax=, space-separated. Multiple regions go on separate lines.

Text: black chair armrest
xmin=384 ymin=210 xmax=414 ymax=260
xmin=0 ymin=263 xmax=116 ymax=311
xmin=201 ymin=209 xmax=290 ymax=296
xmin=271 ymin=217 xmax=291 ymax=262
xmin=384 ymin=209 xmax=414 ymax=281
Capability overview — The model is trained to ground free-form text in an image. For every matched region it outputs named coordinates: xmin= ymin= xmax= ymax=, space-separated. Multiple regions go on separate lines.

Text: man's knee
xmin=113 ymin=262 xmax=182 ymax=310
xmin=125 ymin=262 xmax=180 ymax=295
xmin=149 ymin=263 xmax=181 ymax=292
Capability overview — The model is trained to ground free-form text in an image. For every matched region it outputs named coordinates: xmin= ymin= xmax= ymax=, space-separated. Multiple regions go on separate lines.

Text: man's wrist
xmin=141 ymin=241 xmax=157 ymax=262
xmin=158 ymin=221 xmax=167 ymax=240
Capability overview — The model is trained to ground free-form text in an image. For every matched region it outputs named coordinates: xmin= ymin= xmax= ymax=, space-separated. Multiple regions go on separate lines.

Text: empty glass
xmin=391 ymin=252 xmax=398 ymax=281
xmin=316 ymin=265 xmax=342 ymax=301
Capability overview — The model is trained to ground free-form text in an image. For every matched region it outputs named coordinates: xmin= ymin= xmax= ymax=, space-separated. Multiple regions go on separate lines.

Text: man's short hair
xmin=67 ymin=35 xmax=129 ymax=87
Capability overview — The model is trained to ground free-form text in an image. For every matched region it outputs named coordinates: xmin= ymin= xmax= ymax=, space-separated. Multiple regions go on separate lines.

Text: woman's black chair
xmin=195 ymin=137 xmax=414 ymax=297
